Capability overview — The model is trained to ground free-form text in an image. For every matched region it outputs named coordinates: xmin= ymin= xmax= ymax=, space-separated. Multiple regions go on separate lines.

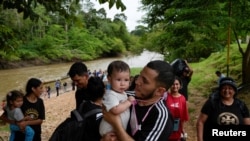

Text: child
xmin=99 ymin=60 xmax=135 ymax=137
xmin=3 ymin=90 xmax=34 ymax=141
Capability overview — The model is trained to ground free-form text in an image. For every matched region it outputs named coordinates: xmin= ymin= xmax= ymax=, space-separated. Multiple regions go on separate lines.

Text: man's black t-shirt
xmin=75 ymin=88 xmax=90 ymax=110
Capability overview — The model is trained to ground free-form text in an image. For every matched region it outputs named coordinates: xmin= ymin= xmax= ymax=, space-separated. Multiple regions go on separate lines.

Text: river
xmin=0 ymin=50 xmax=163 ymax=100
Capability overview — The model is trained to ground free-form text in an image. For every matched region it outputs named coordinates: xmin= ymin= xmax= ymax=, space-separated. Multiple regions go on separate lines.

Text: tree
xmin=140 ymin=0 xmax=250 ymax=84
xmin=0 ymin=0 xmax=126 ymax=21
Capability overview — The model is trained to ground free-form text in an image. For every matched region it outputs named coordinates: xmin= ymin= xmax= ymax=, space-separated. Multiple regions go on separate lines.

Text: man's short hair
xmin=68 ymin=62 xmax=88 ymax=78
xmin=215 ymin=71 xmax=221 ymax=75
xmin=146 ymin=60 xmax=175 ymax=90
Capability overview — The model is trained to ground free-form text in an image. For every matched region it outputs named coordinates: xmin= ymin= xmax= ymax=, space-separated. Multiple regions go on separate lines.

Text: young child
xmin=99 ymin=60 xmax=135 ymax=137
xmin=3 ymin=90 xmax=34 ymax=141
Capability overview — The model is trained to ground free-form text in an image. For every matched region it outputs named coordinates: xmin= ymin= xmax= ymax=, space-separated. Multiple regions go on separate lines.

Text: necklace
xmin=27 ymin=96 xmax=37 ymax=103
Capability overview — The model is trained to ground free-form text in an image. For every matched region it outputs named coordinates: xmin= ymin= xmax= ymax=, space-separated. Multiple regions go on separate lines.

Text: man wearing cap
xmin=68 ymin=62 xmax=90 ymax=110
xmin=196 ymin=77 xmax=250 ymax=141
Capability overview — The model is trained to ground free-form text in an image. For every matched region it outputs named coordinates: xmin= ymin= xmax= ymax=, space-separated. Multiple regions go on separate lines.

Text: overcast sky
xmin=91 ymin=0 xmax=145 ymax=31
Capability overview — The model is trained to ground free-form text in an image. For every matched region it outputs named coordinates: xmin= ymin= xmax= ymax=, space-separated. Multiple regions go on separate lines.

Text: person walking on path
xmin=215 ymin=71 xmax=225 ymax=86
xmin=166 ymin=76 xmax=189 ymax=141
xmin=196 ymin=77 xmax=250 ymax=141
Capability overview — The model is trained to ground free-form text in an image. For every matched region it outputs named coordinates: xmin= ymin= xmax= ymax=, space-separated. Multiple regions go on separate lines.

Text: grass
xmin=188 ymin=43 xmax=248 ymax=98
xmin=0 ymin=121 xmax=9 ymax=132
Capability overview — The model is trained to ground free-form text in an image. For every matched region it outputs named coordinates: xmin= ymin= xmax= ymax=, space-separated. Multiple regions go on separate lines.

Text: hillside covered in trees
xmin=1 ymin=0 xmax=250 ymax=85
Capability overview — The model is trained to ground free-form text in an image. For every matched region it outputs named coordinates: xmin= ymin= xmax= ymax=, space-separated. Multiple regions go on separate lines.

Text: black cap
xmin=219 ymin=77 xmax=237 ymax=93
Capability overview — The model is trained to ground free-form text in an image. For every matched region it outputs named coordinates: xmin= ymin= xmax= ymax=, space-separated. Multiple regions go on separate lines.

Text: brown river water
xmin=0 ymin=51 xmax=163 ymax=100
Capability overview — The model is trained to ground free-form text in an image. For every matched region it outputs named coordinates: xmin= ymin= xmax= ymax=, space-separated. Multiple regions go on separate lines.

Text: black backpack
xmin=49 ymin=101 xmax=102 ymax=141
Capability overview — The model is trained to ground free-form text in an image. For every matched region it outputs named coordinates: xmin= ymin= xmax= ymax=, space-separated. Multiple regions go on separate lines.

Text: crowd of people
xmin=0 ymin=59 xmax=249 ymax=141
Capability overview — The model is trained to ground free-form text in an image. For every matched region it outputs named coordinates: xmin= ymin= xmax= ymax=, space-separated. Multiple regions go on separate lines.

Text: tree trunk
xmin=242 ymin=40 xmax=250 ymax=84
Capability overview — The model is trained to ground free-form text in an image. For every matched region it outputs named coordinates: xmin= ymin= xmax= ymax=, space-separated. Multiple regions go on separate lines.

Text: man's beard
xmin=135 ymin=89 xmax=155 ymax=100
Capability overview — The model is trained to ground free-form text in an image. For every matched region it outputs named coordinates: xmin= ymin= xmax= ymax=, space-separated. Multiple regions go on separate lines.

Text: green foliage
xmin=140 ymin=0 xmax=250 ymax=61
xmin=130 ymin=67 xmax=142 ymax=76
xmin=109 ymin=38 xmax=126 ymax=53
xmin=0 ymin=50 xmax=20 ymax=61
xmin=0 ymin=0 xmax=126 ymax=21
xmin=0 ymin=1 xmax=140 ymax=63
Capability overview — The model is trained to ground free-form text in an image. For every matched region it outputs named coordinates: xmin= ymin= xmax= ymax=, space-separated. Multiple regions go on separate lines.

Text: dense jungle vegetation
xmin=1 ymin=0 xmax=250 ymax=84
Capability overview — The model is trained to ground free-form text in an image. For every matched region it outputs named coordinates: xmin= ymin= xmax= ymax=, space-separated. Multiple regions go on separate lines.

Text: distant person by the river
xmin=55 ymin=80 xmax=60 ymax=96
xmin=46 ymin=86 xmax=51 ymax=98
xmin=63 ymin=82 xmax=67 ymax=92
xmin=196 ymin=77 xmax=250 ymax=141
xmin=68 ymin=62 xmax=90 ymax=110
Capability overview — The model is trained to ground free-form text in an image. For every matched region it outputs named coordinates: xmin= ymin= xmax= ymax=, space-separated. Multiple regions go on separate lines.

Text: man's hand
xmin=128 ymin=96 xmax=135 ymax=104
xmin=101 ymin=132 xmax=118 ymax=141
xmin=102 ymin=105 xmax=134 ymax=141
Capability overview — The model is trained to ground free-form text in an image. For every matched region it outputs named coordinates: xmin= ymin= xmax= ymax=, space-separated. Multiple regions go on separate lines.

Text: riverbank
xmin=0 ymin=59 xmax=60 ymax=70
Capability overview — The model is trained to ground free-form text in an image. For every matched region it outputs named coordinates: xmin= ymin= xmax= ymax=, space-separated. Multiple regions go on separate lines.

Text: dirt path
xmin=41 ymin=91 xmax=76 ymax=141
xmin=185 ymin=89 xmax=207 ymax=141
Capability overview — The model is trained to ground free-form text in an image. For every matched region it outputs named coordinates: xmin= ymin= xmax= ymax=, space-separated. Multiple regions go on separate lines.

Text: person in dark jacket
xmin=67 ymin=62 xmax=90 ymax=110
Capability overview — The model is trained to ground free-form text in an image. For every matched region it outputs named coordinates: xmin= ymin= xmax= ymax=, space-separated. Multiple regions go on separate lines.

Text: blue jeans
xmin=10 ymin=124 xmax=34 ymax=141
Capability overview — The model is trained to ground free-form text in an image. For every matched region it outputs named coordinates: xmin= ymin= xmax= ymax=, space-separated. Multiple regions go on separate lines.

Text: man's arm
xmin=185 ymin=60 xmax=193 ymax=77
xmin=102 ymin=106 xmax=134 ymax=141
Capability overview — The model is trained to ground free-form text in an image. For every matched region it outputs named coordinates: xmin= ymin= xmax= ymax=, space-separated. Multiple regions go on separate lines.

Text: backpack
xmin=170 ymin=59 xmax=187 ymax=76
xmin=49 ymin=101 xmax=102 ymax=141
